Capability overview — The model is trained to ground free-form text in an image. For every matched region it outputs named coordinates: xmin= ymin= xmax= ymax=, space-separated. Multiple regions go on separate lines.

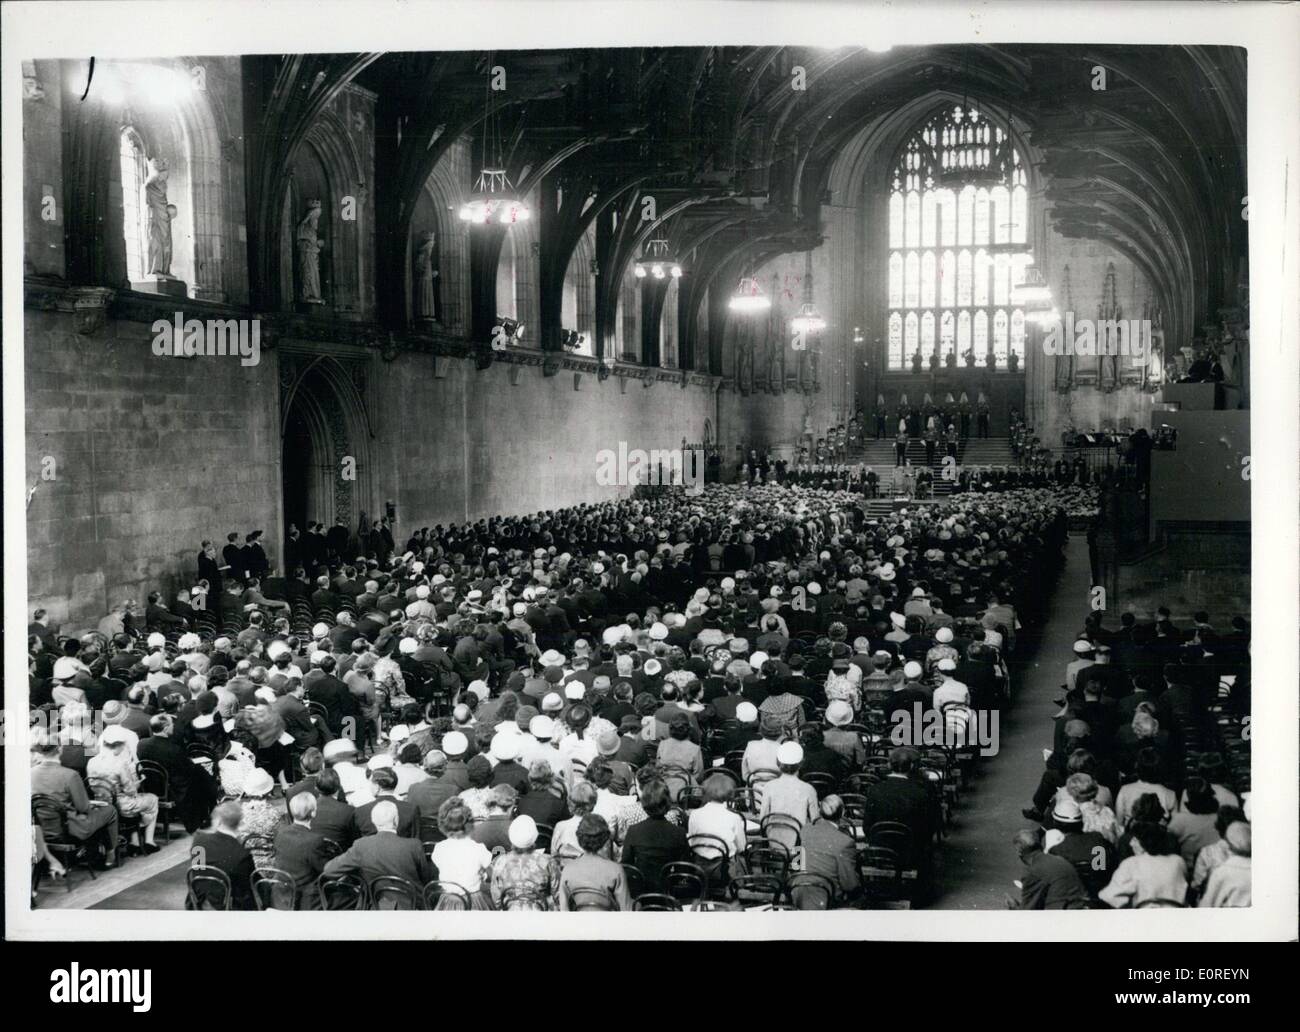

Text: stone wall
xmin=24 ymin=307 xmax=281 ymax=630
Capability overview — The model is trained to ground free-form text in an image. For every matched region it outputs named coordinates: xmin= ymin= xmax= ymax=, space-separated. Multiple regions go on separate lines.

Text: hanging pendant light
xmin=633 ymin=237 xmax=684 ymax=280
xmin=788 ymin=251 xmax=825 ymax=333
xmin=728 ymin=276 xmax=770 ymax=312
xmin=460 ymin=51 xmax=531 ymax=227
xmin=1012 ymin=266 xmax=1052 ymax=306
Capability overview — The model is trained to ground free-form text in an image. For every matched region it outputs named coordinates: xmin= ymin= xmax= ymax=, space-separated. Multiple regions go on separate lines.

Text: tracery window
xmin=120 ymin=127 xmax=149 ymax=282
xmin=886 ymin=104 xmax=1032 ymax=369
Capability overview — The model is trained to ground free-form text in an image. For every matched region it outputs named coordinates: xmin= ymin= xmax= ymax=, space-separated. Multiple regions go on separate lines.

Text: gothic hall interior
xmin=23 ymin=47 xmax=1246 ymax=627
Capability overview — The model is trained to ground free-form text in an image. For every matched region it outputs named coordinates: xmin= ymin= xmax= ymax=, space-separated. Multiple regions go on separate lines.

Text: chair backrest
xmin=677 ymin=785 xmax=706 ymax=810
xmin=187 ymin=866 xmax=233 ymax=910
xmin=424 ymin=880 xmax=472 ymax=910
xmin=802 ymin=772 xmax=839 ymax=799
xmin=369 ymin=875 xmax=422 ymax=910
xmin=727 ymin=874 xmax=786 ymax=908
xmin=728 ymin=788 xmax=760 ymax=815
xmin=744 ymin=844 xmax=792 ymax=880
xmin=788 ymin=872 xmax=836 ymax=910
xmin=662 ymin=861 xmax=708 ymax=904
xmin=567 ymin=886 xmax=616 ymax=911
xmin=688 ymin=832 xmax=733 ymax=863
xmin=136 ymin=760 xmax=172 ymax=801
xmin=317 ymin=872 xmax=368 ymax=910
xmin=621 ymin=864 xmax=647 ymax=900
xmin=251 ymin=867 xmax=298 ymax=910
xmin=632 ymin=893 xmax=682 ymax=911
xmin=760 ymin=813 xmax=803 ymax=852
xmin=31 ymin=794 xmax=71 ymax=842
xmin=866 ymin=820 xmax=911 ymax=859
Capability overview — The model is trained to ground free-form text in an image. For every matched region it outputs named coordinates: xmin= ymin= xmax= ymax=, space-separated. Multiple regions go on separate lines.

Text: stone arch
xmin=293 ymin=111 xmax=368 ymax=317
xmin=562 ymin=222 xmax=597 ymax=354
xmin=280 ymin=354 xmax=375 ymax=544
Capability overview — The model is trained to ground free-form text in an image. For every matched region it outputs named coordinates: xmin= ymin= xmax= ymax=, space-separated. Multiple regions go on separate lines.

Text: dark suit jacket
xmin=310 ymin=794 xmax=357 ymax=851
xmin=273 ymin=695 xmax=320 ymax=750
xmin=862 ymin=774 xmax=935 ymax=862
xmin=620 ymin=817 xmax=690 ymax=893
xmin=406 ymin=776 xmax=462 ymax=823
xmin=1019 ymin=850 xmax=1090 ymax=910
xmin=190 ymin=831 xmax=256 ymax=910
xmin=322 ymin=831 xmax=433 ymax=887
xmin=352 ymin=795 xmax=420 ymax=839
xmin=273 ymin=822 xmax=331 ymax=909
xmin=489 ymin=760 xmax=530 ymax=795
xmin=515 ymin=789 xmax=570 ymax=830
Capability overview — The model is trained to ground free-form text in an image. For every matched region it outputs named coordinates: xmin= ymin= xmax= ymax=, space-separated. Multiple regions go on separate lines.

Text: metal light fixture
xmin=634 ymin=238 xmax=683 ymax=280
xmin=1012 ymin=266 xmax=1052 ymax=306
xmin=790 ymin=303 xmax=827 ymax=334
xmin=728 ymin=276 xmax=770 ymax=313
xmin=459 ymin=168 xmax=531 ymax=225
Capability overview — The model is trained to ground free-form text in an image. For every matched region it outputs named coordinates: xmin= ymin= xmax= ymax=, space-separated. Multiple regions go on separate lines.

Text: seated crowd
xmin=1010 ymin=607 xmax=1252 ymax=909
xmin=27 ymin=478 xmax=1144 ymax=912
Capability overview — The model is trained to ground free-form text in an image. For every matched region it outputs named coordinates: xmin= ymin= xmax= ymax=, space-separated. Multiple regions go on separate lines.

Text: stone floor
xmin=36 ymin=535 xmax=1089 ymax=913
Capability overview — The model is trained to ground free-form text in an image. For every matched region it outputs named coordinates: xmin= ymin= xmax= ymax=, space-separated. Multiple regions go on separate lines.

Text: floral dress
xmin=237 ymin=798 xmax=286 ymax=868
xmin=490 ymin=850 xmax=560 ymax=910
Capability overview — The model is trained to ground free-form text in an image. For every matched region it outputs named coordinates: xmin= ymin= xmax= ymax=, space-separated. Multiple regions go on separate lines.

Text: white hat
xmin=467 ymin=679 xmax=490 ymax=700
xmin=539 ymin=649 xmax=565 ymax=668
xmin=512 ymin=602 xmax=527 ymax=617
xmin=467 ymin=589 xmax=483 ymax=602
xmin=322 ymin=742 xmax=356 ymax=763
xmin=416 ymin=585 xmax=430 ymax=599
xmin=388 ymin=725 xmax=411 ymax=745
xmin=441 ymin=731 xmax=469 ymax=756
xmin=643 ymin=658 xmax=662 ymax=676
xmin=242 ymin=768 xmax=275 ymax=797
xmin=508 ymin=815 xmax=539 ymax=850
xmin=254 ymin=687 xmax=277 ymax=705
xmin=310 ymin=650 xmax=329 ymax=665
xmin=529 ymin=715 xmax=555 ymax=739
xmin=491 ymin=734 xmax=520 ymax=761
xmin=935 ymin=627 xmax=954 ymax=643
xmin=411 ymin=561 xmax=425 ymax=574
xmin=720 ymin=577 xmax=735 ymax=591
xmin=912 ymin=587 xmax=927 ymax=598
xmin=1072 ymin=640 xmax=1095 ymax=654
xmin=178 ymin=632 xmax=201 ymax=651
xmin=214 ymin=637 xmax=232 ymax=650
xmin=936 ymin=658 xmax=957 ymax=673
xmin=147 ymin=632 xmax=167 ymax=649
xmin=431 ymin=574 xmax=447 ymax=586
xmin=807 ymin=582 xmax=822 ymax=596
xmin=749 ymin=651 xmax=770 ymax=669
xmin=99 ymin=724 xmax=132 ymax=746
xmin=53 ymin=657 xmax=83 ymax=680
xmin=890 ymin=612 xmax=906 ymax=629
xmin=564 ymin=683 xmax=586 ymax=701
xmin=736 ymin=702 xmax=759 ymax=723
xmin=542 ymin=692 xmax=564 ymax=713
xmin=826 ymin=700 xmax=854 ymax=726
xmin=649 ymin=622 xmax=669 ymax=641
xmin=366 ymin=753 xmax=395 ymax=771
xmin=399 ymin=637 xmax=418 ymax=655
xmin=903 ymin=660 xmax=924 ymax=680
xmin=312 ymin=622 xmax=330 ymax=638
xmin=776 ymin=741 xmax=804 ymax=766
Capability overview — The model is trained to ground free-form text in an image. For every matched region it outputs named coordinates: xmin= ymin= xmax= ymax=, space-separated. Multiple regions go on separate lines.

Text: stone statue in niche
xmin=296 ymin=200 xmax=326 ymax=304
xmin=414 ymin=230 xmax=439 ymax=323
xmin=736 ymin=326 xmax=754 ymax=392
xmin=144 ymin=157 xmax=176 ymax=277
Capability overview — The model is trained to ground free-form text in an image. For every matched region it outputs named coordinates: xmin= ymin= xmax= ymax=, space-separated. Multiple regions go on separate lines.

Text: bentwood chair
xmin=317 ymin=872 xmax=368 ymax=910
xmin=368 ymin=875 xmax=422 ymax=910
xmin=251 ymin=867 xmax=298 ymax=910
xmin=186 ymin=866 xmax=233 ymax=910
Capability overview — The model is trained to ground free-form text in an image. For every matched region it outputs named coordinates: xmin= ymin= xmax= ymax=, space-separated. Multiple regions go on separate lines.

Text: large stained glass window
xmin=886 ymin=105 xmax=1032 ymax=369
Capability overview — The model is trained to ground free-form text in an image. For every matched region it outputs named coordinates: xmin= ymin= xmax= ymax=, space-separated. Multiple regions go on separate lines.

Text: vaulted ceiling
xmin=243 ymin=44 xmax=1246 ymax=359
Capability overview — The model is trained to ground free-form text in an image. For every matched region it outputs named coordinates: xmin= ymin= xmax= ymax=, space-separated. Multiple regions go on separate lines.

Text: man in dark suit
xmin=306 ymin=656 xmax=355 ymax=737
xmin=321 ymin=801 xmax=433 ymax=889
xmin=308 ymin=768 xmax=356 ymax=851
xmin=274 ymin=794 xmax=332 ymax=909
xmin=406 ymin=751 xmax=461 ymax=834
xmin=222 ymin=532 xmax=245 ymax=585
xmin=352 ymin=768 xmax=419 ymax=838
xmin=273 ymin=680 xmax=321 ymax=751
xmin=861 ymin=747 xmax=936 ymax=875
xmin=190 ymin=803 xmax=256 ymax=910
xmin=1010 ymin=827 xmax=1091 ymax=910
xmin=138 ymin=714 xmax=219 ymax=833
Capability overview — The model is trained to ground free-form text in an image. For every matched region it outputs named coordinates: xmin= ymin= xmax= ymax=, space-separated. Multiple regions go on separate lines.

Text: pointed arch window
xmin=885 ymin=103 xmax=1032 ymax=368
xmin=120 ymin=127 xmax=149 ymax=283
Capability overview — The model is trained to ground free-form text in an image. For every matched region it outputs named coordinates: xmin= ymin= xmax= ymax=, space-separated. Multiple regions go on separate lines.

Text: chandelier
xmin=728 ymin=276 xmax=769 ymax=313
xmin=1012 ymin=266 xmax=1053 ymax=306
xmin=633 ymin=237 xmax=683 ymax=280
xmin=458 ymin=168 xmax=531 ymax=225
xmin=460 ymin=52 xmax=531 ymax=227
xmin=790 ymin=303 xmax=826 ymax=334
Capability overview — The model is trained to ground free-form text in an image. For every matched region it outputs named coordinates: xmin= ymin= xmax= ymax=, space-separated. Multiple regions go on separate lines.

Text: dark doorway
xmin=282 ymin=404 xmax=315 ymax=545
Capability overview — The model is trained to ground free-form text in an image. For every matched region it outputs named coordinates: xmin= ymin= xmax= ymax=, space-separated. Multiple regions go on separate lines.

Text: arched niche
xmin=86 ymin=59 xmax=230 ymax=300
xmin=409 ymin=138 xmax=472 ymax=335
xmin=281 ymin=112 xmax=368 ymax=317
xmin=561 ymin=222 xmax=597 ymax=355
